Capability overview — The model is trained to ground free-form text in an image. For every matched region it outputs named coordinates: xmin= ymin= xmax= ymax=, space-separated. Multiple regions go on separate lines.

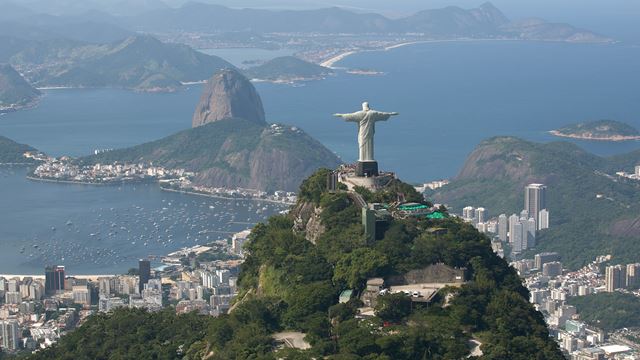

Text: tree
xmin=374 ymin=293 xmax=412 ymax=323
xmin=333 ymin=248 xmax=388 ymax=289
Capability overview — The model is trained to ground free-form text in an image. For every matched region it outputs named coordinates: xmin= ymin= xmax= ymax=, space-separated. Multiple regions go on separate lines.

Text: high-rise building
xmin=534 ymin=252 xmax=560 ymax=270
xmin=45 ymin=265 xmax=65 ymax=295
xmin=525 ymin=183 xmax=547 ymax=225
xmin=538 ymin=209 xmax=550 ymax=230
xmin=605 ymin=265 xmax=627 ymax=292
xmin=72 ymin=285 xmax=91 ymax=306
xmin=497 ymin=214 xmax=508 ymax=242
xmin=139 ymin=259 xmax=151 ymax=293
xmin=626 ymin=263 xmax=640 ymax=289
xmin=475 ymin=207 xmax=486 ymax=224
xmin=0 ymin=319 xmax=20 ymax=351
xmin=512 ymin=222 xmax=525 ymax=253
xmin=508 ymin=214 xmax=519 ymax=244
xmin=462 ymin=206 xmax=475 ymax=222
xmin=526 ymin=218 xmax=537 ymax=248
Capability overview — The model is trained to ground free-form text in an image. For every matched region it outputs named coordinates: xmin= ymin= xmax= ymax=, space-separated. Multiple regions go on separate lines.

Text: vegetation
xmin=28 ymin=308 xmax=210 ymax=360
xmin=568 ymin=292 xmax=640 ymax=331
xmin=244 ymin=56 xmax=333 ymax=81
xmin=79 ymin=117 xmax=341 ymax=192
xmin=374 ymin=293 xmax=412 ymax=322
xmin=6 ymin=35 xmax=234 ymax=91
xmin=433 ymin=136 xmax=640 ymax=269
xmin=0 ymin=135 xmax=38 ymax=164
xmin=0 ymin=64 xmax=40 ymax=108
xmin=30 ymin=170 xmax=562 ymax=359
xmin=552 ymin=120 xmax=640 ymax=139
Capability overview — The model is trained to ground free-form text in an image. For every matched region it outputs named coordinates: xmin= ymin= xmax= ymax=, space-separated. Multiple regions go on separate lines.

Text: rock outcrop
xmin=192 ymin=69 xmax=266 ymax=128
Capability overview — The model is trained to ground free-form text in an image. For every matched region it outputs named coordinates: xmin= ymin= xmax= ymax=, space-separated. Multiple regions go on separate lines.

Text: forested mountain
xmin=82 ymin=69 xmax=340 ymax=191
xmin=0 ymin=135 xmax=39 ymax=164
xmin=432 ymin=137 xmax=640 ymax=269
xmin=2 ymin=35 xmax=234 ymax=91
xmin=0 ymin=64 xmax=40 ymax=109
xmin=27 ymin=169 xmax=563 ymax=359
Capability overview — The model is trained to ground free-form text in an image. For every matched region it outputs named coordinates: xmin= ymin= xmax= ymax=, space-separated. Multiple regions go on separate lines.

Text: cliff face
xmin=192 ymin=69 xmax=265 ymax=127
xmin=85 ymin=68 xmax=340 ymax=191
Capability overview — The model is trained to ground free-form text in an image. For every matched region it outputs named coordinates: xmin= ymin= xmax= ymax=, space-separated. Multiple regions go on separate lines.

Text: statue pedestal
xmin=356 ymin=161 xmax=379 ymax=177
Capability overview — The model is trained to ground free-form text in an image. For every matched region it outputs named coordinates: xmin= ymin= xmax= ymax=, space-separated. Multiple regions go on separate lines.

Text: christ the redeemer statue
xmin=334 ymin=102 xmax=398 ymax=177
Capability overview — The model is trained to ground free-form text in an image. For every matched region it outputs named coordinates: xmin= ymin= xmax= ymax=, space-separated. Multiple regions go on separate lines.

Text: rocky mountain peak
xmin=192 ymin=68 xmax=266 ymax=128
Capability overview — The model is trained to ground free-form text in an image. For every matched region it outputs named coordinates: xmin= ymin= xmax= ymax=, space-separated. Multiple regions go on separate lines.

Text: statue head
xmin=362 ymin=102 xmax=370 ymax=111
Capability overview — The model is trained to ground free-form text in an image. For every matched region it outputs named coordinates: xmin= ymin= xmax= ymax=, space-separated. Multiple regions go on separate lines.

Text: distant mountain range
xmin=111 ymin=2 xmax=610 ymax=42
xmin=432 ymin=137 xmax=640 ymax=269
xmin=0 ymin=1 xmax=612 ymax=43
xmin=82 ymin=69 xmax=341 ymax=191
xmin=0 ymin=64 xmax=40 ymax=110
xmin=4 ymin=35 xmax=234 ymax=91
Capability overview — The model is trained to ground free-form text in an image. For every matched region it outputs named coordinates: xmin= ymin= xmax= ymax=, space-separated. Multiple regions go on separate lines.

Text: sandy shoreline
xmin=320 ymin=38 xmax=591 ymax=69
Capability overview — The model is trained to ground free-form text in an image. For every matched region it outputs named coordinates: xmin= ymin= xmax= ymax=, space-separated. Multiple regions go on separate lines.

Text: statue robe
xmin=339 ymin=110 xmax=394 ymax=161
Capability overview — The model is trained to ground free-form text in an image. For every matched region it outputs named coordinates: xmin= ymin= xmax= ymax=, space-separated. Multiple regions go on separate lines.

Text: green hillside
xmin=432 ymin=136 xmax=640 ymax=269
xmin=568 ymin=293 xmax=640 ymax=331
xmin=0 ymin=135 xmax=38 ymax=164
xmin=80 ymin=118 xmax=341 ymax=192
xmin=26 ymin=169 xmax=562 ymax=359
xmin=0 ymin=64 xmax=40 ymax=108
xmin=9 ymin=35 xmax=235 ymax=91
xmin=244 ymin=56 xmax=334 ymax=81
xmin=551 ymin=120 xmax=640 ymax=140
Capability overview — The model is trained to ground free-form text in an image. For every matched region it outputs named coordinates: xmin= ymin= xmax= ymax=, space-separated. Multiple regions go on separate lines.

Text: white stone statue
xmin=334 ymin=102 xmax=399 ymax=162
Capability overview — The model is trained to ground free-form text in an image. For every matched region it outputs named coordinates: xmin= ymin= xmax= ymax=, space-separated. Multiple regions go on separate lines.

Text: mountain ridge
xmin=0 ymin=63 xmax=40 ymax=110
xmin=432 ymin=136 xmax=640 ymax=269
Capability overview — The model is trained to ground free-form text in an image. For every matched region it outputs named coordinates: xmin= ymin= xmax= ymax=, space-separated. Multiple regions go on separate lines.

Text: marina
xmin=0 ymin=166 xmax=287 ymax=275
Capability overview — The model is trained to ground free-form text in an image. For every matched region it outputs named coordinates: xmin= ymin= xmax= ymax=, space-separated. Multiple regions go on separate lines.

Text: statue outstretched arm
xmin=333 ymin=112 xmax=361 ymax=122
xmin=372 ymin=111 xmax=399 ymax=121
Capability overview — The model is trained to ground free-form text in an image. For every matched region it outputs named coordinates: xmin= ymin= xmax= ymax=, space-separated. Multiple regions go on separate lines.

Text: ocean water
xmin=1 ymin=41 xmax=639 ymax=273
xmin=0 ymin=167 xmax=286 ymax=274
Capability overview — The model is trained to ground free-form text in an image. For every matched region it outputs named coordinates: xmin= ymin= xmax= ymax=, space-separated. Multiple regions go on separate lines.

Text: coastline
xmin=160 ymin=186 xmax=294 ymax=205
xmin=319 ymin=38 xmax=613 ymax=69
xmin=25 ymin=175 xmax=144 ymax=186
xmin=549 ymin=130 xmax=640 ymax=142
xmin=25 ymin=175 xmax=294 ymax=205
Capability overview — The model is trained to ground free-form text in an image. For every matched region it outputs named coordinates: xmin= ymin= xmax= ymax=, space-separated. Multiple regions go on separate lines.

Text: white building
xmin=0 ymin=319 xmax=20 ymax=351
xmin=232 ymin=229 xmax=252 ymax=256
xmin=538 ymin=209 xmax=549 ymax=230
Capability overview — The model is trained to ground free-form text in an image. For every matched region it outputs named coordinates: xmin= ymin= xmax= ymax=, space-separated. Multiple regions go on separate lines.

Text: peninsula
xmin=550 ymin=120 xmax=640 ymax=141
xmin=0 ymin=64 xmax=41 ymax=112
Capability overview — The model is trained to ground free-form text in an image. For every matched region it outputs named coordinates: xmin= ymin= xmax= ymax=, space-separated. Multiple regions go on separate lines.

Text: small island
xmin=550 ymin=120 xmax=640 ymax=141
xmin=244 ymin=56 xmax=334 ymax=83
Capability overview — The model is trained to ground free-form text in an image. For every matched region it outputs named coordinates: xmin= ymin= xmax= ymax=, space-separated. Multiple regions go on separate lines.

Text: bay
xmin=1 ymin=40 xmax=639 ymax=274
